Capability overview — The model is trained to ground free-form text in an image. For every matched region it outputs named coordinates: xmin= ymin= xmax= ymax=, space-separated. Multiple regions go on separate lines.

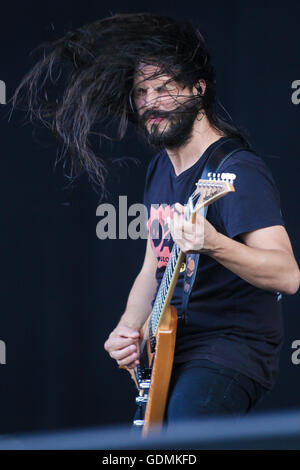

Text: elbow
xmin=281 ymin=268 xmax=300 ymax=295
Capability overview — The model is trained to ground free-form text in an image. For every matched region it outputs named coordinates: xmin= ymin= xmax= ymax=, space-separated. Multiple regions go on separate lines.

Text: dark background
xmin=0 ymin=0 xmax=299 ymax=434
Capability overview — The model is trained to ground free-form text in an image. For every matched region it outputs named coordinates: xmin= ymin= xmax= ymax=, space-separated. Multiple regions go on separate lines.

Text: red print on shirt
xmin=148 ymin=204 xmax=173 ymax=268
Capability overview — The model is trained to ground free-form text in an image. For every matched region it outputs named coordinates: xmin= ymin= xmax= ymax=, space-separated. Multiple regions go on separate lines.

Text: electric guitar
xmin=120 ymin=171 xmax=237 ymax=437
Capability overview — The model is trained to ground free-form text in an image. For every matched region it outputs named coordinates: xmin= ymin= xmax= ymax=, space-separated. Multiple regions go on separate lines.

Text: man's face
xmin=133 ymin=64 xmax=200 ymax=149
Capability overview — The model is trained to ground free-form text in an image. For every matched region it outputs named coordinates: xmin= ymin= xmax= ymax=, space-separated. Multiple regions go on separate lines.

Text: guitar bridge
xmin=133 ymin=419 xmax=144 ymax=427
xmin=133 ymin=386 xmax=149 ymax=429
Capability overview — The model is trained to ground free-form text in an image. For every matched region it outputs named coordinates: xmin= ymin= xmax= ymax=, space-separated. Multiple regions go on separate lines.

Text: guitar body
xmin=124 ymin=305 xmax=178 ymax=437
xmin=142 ymin=304 xmax=177 ymax=436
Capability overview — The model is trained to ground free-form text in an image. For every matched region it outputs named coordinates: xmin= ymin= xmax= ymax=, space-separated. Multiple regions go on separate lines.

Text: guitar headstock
xmin=187 ymin=172 xmax=237 ymax=218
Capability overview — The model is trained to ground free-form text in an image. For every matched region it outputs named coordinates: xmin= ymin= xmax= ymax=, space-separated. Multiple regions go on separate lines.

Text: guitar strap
xmin=179 ymin=137 xmax=251 ymax=324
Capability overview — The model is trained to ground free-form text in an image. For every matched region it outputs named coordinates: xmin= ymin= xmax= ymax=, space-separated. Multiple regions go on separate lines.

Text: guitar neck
xmin=150 ymin=242 xmax=184 ymax=337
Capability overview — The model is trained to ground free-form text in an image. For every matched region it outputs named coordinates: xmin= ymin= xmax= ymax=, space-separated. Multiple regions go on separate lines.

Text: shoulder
xmin=222 ymin=150 xmax=271 ymax=174
xmin=210 ymin=147 xmax=284 ymax=239
xmin=221 ymin=148 xmax=277 ymax=185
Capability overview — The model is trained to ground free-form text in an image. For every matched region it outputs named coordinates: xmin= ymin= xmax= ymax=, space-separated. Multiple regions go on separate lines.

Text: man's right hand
xmin=104 ymin=324 xmax=141 ymax=369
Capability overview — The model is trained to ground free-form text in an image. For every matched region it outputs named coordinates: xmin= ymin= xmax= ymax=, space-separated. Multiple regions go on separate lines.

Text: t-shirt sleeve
xmin=212 ymin=152 xmax=285 ymax=239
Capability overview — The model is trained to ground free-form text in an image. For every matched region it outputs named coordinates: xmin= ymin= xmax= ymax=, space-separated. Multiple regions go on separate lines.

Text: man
xmin=101 ymin=17 xmax=300 ymax=424
xmin=12 ymin=13 xmax=300 ymax=425
xmin=104 ymin=60 xmax=300 ymax=424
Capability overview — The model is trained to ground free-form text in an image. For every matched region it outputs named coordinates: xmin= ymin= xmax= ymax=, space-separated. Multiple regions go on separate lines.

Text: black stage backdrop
xmin=0 ymin=0 xmax=299 ymax=433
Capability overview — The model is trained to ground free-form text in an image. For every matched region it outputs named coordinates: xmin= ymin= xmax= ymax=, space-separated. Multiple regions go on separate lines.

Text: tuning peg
xmin=207 ymin=172 xmax=212 ymax=179
xmin=221 ymin=172 xmax=237 ymax=183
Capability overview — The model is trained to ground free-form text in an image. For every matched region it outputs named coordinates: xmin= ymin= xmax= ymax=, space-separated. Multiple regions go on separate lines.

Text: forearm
xmin=119 ymin=269 xmax=157 ymax=330
xmin=210 ymin=233 xmax=300 ymax=295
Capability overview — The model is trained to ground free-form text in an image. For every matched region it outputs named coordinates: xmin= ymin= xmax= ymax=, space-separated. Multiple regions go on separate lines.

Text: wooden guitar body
xmin=125 ymin=305 xmax=178 ymax=437
xmin=142 ymin=304 xmax=177 ymax=436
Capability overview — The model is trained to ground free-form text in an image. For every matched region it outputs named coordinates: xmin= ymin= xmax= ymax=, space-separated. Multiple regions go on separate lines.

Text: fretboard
xmin=149 ymin=241 xmax=184 ymax=342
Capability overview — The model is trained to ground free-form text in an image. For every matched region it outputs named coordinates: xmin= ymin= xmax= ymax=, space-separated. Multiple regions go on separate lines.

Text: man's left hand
xmin=167 ymin=202 xmax=221 ymax=254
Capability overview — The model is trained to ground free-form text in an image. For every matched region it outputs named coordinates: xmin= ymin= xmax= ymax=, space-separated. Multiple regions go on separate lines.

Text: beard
xmin=137 ymin=102 xmax=200 ymax=150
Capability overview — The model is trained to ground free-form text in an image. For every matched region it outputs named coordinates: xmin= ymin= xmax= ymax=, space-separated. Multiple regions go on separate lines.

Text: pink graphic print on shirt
xmin=147 ymin=204 xmax=173 ymax=268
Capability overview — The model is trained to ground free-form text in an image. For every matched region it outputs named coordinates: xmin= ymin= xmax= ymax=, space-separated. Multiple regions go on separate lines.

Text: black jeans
xmin=164 ymin=359 xmax=269 ymax=426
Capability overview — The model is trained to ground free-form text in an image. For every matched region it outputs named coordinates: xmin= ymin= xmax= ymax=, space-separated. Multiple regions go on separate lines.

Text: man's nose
xmin=144 ymin=90 xmax=160 ymax=109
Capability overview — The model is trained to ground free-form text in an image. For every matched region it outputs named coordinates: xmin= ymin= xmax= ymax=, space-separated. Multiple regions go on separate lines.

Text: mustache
xmin=140 ymin=101 xmax=197 ymax=125
xmin=141 ymin=109 xmax=171 ymax=123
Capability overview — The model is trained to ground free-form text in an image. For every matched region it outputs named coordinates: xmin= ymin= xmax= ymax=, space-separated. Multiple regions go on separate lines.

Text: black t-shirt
xmin=143 ymin=136 xmax=285 ymax=390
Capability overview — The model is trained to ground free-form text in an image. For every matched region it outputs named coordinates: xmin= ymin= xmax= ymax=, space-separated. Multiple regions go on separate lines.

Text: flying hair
xmin=9 ymin=12 xmax=250 ymax=195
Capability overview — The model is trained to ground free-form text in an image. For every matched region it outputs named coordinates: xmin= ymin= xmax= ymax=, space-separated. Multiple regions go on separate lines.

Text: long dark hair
xmin=10 ymin=12 xmax=250 ymax=194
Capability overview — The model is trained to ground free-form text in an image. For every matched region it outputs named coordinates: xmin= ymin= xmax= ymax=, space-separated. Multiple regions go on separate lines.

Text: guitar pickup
xmin=136 ymin=395 xmax=148 ymax=404
xmin=139 ymin=380 xmax=151 ymax=390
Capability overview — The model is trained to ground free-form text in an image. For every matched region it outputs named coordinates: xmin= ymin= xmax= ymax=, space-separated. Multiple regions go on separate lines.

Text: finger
xmin=183 ymin=217 xmax=205 ymax=237
xmin=117 ymin=352 xmax=139 ymax=367
xmin=180 ymin=231 xmax=195 ymax=241
xmin=105 ymin=336 xmax=139 ymax=352
xmin=181 ymin=221 xmax=197 ymax=236
xmin=173 ymin=202 xmax=185 ymax=215
xmin=172 ymin=212 xmax=185 ymax=239
xmin=110 ymin=344 xmax=138 ymax=361
xmin=121 ymin=359 xmax=140 ymax=370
